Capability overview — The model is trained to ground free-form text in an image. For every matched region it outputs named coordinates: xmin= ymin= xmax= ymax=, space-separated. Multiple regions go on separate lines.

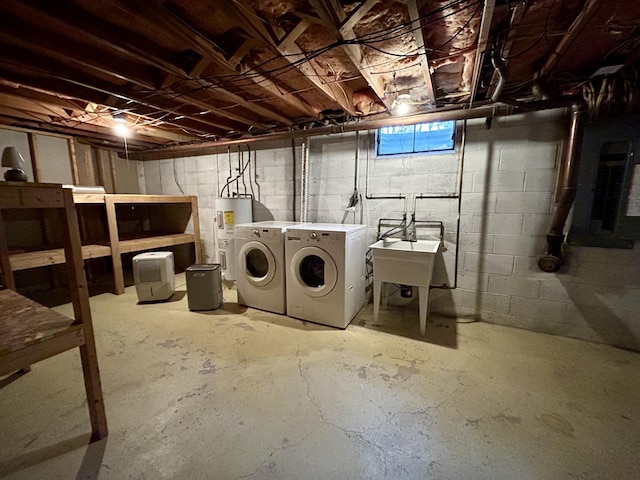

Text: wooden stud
xmin=191 ymin=196 xmax=202 ymax=263
xmin=68 ymin=138 xmax=80 ymax=185
xmin=60 ymin=187 xmax=108 ymax=440
xmin=109 ymin=151 xmax=118 ymax=194
xmin=96 ymin=149 xmax=106 ymax=187
xmin=26 ymin=132 xmax=42 ymax=183
xmin=0 ymin=211 xmax=16 ymax=290
xmin=104 ymin=196 xmax=125 ymax=295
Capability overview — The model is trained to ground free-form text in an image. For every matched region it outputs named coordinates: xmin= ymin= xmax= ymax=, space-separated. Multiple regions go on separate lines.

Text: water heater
xmin=214 ymin=197 xmax=252 ymax=280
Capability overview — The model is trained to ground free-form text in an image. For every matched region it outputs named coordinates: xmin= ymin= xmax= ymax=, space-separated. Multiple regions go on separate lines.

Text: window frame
xmin=375 ymin=120 xmax=457 ymax=158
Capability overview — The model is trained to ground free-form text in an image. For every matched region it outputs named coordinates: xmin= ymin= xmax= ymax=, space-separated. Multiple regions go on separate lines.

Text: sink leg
xmin=381 ymin=282 xmax=389 ymax=310
xmin=373 ymin=280 xmax=382 ymax=322
xmin=418 ymin=286 xmax=429 ymax=336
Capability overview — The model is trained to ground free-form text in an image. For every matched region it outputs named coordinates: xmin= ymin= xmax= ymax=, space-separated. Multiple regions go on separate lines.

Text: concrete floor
xmin=1 ymin=274 xmax=639 ymax=480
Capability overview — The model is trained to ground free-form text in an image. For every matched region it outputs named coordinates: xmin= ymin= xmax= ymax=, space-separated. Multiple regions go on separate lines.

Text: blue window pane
xmin=377 ymin=120 xmax=455 ymax=156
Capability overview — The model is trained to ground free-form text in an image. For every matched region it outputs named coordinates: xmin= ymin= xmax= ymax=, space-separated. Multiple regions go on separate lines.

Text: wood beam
xmin=309 ymin=0 xmax=386 ymax=107
xmin=227 ymin=38 xmax=257 ymax=68
xmin=27 ymin=133 xmax=42 ymax=183
xmin=0 ymin=21 xmax=160 ymax=91
xmin=162 ymin=1 xmax=319 ymax=119
xmin=222 ymin=0 xmax=356 ymax=115
xmin=406 ymin=0 xmax=436 ymax=105
xmin=278 ymin=19 xmax=311 ymax=51
xmin=117 ymin=0 xmax=298 ymax=125
xmin=537 ymin=0 xmax=606 ymax=79
xmin=0 ymin=59 xmax=244 ymax=135
xmin=339 ymin=0 xmax=380 ymax=36
xmin=469 ymin=0 xmax=496 ymax=106
xmin=0 ymin=0 xmax=192 ymax=78
xmin=68 ymin=139 xmax=80 ymax=184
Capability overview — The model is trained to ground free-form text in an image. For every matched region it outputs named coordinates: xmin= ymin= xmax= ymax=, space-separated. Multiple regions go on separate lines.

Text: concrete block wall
xmin=143 ymin=109 xmax=640 ymax=351
xmin=143 ymin=142 xmax=296 ymax=263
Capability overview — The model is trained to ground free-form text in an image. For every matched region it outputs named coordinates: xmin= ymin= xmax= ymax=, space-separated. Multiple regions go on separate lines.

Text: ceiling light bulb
xmin=113 ymin=124 xmax=129 ymax=137
xmin=395 ymin=102 xmax=411 ymax=116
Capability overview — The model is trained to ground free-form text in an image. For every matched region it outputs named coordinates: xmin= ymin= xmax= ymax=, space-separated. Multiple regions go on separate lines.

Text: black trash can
xmin=186 ymin=264 xmax=222 ymax=311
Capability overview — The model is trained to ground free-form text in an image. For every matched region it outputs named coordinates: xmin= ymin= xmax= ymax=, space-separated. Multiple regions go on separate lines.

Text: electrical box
xmin=568 ymin=116 xmax=640 ymax=248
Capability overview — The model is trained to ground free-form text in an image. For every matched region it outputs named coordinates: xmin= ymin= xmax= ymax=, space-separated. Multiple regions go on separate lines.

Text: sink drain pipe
xmin=538 ymin=100 xmax=586 ymax=272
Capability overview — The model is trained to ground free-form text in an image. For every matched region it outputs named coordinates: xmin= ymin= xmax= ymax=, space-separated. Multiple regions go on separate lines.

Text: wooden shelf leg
xmin=105 ymin=197 xmax=125 ymax=294
xmin=62 ymin=189 xmax=108 ymax=439
xmin=79 ymin=341 xmax=108 ymax=441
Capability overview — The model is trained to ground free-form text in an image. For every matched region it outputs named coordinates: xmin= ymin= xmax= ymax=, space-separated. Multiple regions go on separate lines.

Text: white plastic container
xmin=133 ymin=251 xmax=175 ymax=302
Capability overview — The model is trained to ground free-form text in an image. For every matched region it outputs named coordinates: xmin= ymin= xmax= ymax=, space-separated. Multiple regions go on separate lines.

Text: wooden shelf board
xmin=118 ymin=233 xmax=195 ymax=253
xmin=0 ymin=289 xmax=80 ymax=354
xmin=8 ymin=244 xmax=112 ymax=270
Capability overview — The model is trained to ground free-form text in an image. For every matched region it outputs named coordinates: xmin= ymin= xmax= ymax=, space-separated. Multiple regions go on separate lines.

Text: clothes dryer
xmin=235 ymin=221 xmax=302 ymax=314
xmin=285 ymin=224 xmax=367 ymax=328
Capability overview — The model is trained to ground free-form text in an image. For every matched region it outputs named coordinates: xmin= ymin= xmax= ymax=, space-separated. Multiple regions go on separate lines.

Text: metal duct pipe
xmin=129 ymin=99 xmax=585 ymax=161
xmin=300 ymin=137 xmax=310 ymax=222
xmin=491 ymin=49 xmax=507 ymax=103
xmin=538 ymin=100 xmax=586 ymax=272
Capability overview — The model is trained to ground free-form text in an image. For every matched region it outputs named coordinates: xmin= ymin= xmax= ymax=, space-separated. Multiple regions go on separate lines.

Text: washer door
xmin=290 ymin=246 xmax=337 ymax=297
xmin=239 ymin=241 xmax=276 ymax=287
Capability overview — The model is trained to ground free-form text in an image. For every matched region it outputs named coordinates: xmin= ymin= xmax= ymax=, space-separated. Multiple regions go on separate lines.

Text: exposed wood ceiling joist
xmin=0 ymin=0 xmax=636 ymax=155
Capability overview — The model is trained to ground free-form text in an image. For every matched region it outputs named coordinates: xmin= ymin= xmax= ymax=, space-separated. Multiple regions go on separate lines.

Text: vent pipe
xmin=538 ymin=100 xmax=586 ymax=272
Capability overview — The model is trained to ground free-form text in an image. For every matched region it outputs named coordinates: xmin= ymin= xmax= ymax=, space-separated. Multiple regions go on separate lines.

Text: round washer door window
xmin=290 ymin=246 xmax=337 ymax=297
xmin=239 ymin=241 xmax=276 ymax=287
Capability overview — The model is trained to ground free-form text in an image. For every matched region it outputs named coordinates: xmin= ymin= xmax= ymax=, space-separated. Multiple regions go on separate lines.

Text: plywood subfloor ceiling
xmin=0 ymin=0 xmax=639 ymax=157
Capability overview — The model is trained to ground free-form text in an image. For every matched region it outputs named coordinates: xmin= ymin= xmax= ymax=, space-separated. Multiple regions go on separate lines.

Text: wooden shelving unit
xmin=0 ymin=183 xmax=108 ymax=441
xmin=4 ymin=192 xmax=201 ymax=295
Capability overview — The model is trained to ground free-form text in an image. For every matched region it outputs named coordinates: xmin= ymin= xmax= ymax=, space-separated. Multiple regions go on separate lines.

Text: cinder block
xmin=457 ymin=271 xmax=489 ymax=291
xmin=428 ymin=173 xmax=458 ymax=193
xmin=488 ymin=273 xmax=540 ymax=299
xmin=472 ymin=170 xmax=525 ymax=193
xmin=459 ymin=233 xmax=494 ymax=253
xmin=521 ymin=214 xmax=552 ymax=235
xmin=464 ymin=252 xmax=514 ymax=275
xmin=510 ymin=296 xmax=567 ymax=322
xmin=472 ymin=213 xmax=523 ymax=234
xmin=492 ymin=234 xmax=546 ymax=256
xmin=462 ymin=192 xmax=497 ymax=213
xmin=496 ymin=192 xmax=551 ymax=214
xmin=524 ymin=169 xmax=556 ymax=192
xmin=463 ymin=290 xmax=511 ymax=314
xmin=463 ymin=149 xmax=499 ymax=172
xmin=499 ymin=144 xmax=558 ymax=170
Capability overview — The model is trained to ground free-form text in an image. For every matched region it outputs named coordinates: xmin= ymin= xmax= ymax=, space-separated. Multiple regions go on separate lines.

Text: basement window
xmin=377 ymin=120 xmax=456 ymax=156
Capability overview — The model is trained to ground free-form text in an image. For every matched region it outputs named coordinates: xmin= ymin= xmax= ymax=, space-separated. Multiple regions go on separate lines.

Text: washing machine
xmin=235 ymin=221 xmax=303 ymax=314
xmin=285 ymin=224 xmax=367 ymax=329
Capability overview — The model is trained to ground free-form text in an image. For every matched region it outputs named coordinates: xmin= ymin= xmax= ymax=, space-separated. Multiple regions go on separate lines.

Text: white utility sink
xmin=369 ymin=239 xmax=440 ymax=336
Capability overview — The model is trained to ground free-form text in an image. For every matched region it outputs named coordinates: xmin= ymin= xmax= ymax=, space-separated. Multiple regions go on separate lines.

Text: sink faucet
xmin=402 ymin=213 xmax=417 ymax=242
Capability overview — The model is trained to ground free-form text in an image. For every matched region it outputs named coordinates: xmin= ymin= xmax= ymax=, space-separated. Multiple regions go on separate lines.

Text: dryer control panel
xmin=288 ymin=231 xmax=342 ymax=245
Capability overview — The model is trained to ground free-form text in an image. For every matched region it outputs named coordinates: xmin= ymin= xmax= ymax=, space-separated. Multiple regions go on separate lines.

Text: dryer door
xmin=290 ymin=246 xmax=337 ymax=297
xmin=239 ymin=241 xmax=276 ymax=287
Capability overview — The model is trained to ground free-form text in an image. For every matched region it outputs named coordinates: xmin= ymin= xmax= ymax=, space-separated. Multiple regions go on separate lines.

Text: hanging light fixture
xmin=2 ymin=146 xmax=28 ymax=182
xmin=112 ymin=111 xmax=130 ymax=137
